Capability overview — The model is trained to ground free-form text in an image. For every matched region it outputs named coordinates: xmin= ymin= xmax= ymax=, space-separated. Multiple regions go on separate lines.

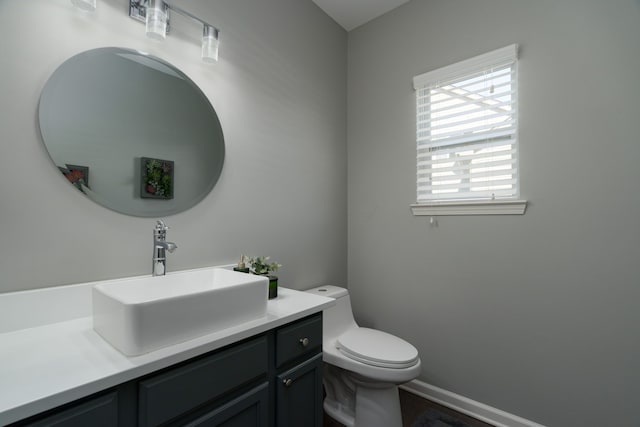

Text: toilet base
xmin=323 ymin=379 xmax=402 ymax=427
xmin=324 ymin=398 xmax=356 ymax=427
xmin=354 ymin=384 xmax=402 ymax=427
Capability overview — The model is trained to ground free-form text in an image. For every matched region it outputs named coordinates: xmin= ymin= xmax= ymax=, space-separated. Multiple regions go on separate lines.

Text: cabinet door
xmin=182 ymin=383 xmax=269 ymax=427
xmin=138 ymin=336 xmax=268 ymax=426
xmin=276 ymin=353 xmax=323 ymax=427
xmin=21 ymin=392 xmax=118 ymax=427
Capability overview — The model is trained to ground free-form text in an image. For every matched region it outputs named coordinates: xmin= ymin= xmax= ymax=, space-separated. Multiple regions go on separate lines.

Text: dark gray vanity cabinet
xmin=10 ymin=313 xmax=323 ymax=427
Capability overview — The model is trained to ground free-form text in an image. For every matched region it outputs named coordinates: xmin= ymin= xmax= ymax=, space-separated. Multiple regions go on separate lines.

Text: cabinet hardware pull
xmin=299 ymin=337 xmax=310 ymax=347
xmin=283 ymin=378 xmax=293 ymax=387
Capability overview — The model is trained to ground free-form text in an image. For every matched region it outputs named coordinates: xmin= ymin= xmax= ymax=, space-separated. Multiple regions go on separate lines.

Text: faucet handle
xmin=155 ymin=219 xmax=169 ymax=231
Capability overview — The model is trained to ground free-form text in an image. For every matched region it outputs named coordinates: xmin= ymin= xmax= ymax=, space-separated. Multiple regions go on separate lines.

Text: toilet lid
xmin=336 ymin=328 xmax=419 ymax=369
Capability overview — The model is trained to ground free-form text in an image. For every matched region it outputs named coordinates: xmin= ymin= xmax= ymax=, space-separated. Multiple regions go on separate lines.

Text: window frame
xmin=411 ymin=45 xmax=527 ymax=216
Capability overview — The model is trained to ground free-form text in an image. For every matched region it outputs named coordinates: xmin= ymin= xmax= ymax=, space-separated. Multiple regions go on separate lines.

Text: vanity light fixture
xmin=145 ymin=0 xmax=168 ymax=41
xmin=201 ymin=25 xmax=219 ymax=63
xmin=71 ymin=0 xmax=96 ymax=12
xmin=129 ymin=0 xmax=221 ymax=62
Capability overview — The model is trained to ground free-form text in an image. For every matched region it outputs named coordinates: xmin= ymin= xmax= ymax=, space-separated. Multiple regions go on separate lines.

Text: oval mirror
xmin=38 ymin=47 xmax=225 ymax=217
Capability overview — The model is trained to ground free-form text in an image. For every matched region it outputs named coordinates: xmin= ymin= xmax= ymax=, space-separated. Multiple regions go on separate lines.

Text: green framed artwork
xmin=141 ymin=157 xmax=174 ymax=199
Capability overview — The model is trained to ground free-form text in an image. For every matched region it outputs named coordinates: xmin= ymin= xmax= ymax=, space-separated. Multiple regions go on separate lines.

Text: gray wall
xmin=0 ymin=0 xmax=347 ymax=292
xmin=347 ymin=0 xmax=640 ymax=426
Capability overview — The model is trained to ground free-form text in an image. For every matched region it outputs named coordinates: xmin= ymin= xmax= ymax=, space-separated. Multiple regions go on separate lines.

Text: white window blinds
xmin=413 ymin=45 xmax=519 ymax=203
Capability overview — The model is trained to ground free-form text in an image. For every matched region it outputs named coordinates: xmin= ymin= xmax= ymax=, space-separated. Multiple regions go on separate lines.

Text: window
xmin=411 ymin=45 xmax=526 ymax=215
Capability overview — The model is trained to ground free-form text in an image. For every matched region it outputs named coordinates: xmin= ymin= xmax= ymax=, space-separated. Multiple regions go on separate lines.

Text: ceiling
xmin=311 ymin=0 xmax=411 ymax=31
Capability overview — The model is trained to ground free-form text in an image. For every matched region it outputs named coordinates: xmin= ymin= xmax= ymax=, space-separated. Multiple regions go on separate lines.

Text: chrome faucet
xmin=153 ymin=220 xmax=177 ymax=276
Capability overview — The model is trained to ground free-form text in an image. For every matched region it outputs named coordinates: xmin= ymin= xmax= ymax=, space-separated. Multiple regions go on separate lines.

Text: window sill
xmin=410 ymin=199 xmax=527 ymax=216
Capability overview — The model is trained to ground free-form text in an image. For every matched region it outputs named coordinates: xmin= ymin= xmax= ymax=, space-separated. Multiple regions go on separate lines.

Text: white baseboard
xmin=400 ymin=380 xmax=546 ymax=427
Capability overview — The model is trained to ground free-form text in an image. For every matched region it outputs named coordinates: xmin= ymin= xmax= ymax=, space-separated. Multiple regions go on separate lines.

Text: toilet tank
xmin=306 ymin=285 xmax=357 ymax=341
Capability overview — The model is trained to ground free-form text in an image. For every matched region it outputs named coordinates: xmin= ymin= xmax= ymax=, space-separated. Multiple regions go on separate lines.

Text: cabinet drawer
xmin=276 ymin=314 xmax=322 ymax=367
xmin=138 ymin=335 xmax=268 ymax=427
xmin=22 ymin=392 xmax=118 ymax=427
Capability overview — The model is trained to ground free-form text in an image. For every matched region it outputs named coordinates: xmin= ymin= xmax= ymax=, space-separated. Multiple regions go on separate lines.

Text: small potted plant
xmin=247 ymin=256 xmax=281 ymax=299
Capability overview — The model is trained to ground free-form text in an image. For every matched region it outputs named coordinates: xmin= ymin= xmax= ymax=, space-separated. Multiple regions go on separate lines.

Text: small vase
xmin=267 ymin=275 xmax=278 ymax=299
xmin=253 ymin=272 xmax=278 ymax=299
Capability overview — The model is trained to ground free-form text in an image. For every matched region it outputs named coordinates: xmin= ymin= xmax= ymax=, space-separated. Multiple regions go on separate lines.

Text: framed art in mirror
xmin=141 ymin=157 xmax=174 ymax=200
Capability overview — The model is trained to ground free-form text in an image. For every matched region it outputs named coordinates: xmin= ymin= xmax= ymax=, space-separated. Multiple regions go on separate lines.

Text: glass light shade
xmin=146 ymin=0 xmax=167 ymax=41
xmin=71 ymin=0 xmax=96 ymax=12
xmin=201 ymin=26 xmax=219 ymax=63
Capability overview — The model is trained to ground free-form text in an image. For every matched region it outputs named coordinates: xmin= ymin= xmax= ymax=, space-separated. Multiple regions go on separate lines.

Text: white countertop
xmin=0 ymin=277 xmax=334 ymax=425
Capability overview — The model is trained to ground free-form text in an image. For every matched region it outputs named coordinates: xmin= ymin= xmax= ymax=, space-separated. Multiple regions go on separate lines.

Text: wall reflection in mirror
xmin=38 ymin=47 xmax=225 ymax=217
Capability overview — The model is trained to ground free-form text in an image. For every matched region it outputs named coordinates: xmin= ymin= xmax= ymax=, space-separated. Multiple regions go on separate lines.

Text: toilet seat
xmin=336 ymin=328 xmax=419 ymax=369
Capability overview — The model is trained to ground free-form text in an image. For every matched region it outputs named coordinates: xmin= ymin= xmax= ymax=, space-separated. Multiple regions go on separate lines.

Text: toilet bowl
xmin=306 ymin=285 xmax=421 ymax=427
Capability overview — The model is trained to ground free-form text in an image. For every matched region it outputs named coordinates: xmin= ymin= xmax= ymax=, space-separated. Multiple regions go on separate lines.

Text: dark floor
xmin=323 ymin=389 xmax=494 ymax=427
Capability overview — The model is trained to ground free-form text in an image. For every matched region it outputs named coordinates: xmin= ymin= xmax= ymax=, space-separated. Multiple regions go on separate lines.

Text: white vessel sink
xmin=92 ymin=268 xmax=268 ymax=356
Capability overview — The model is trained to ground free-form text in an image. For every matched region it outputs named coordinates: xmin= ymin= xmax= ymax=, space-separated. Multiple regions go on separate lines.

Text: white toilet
xmin=307 ymin=285 xmax=421 ymax=427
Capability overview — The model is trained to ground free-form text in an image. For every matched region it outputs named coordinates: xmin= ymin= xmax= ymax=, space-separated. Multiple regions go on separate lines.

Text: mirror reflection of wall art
xmin=59 ymin=164 xmax=89 ymax=193
xmin=141 ymin=157 xmax=174 ymax=200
